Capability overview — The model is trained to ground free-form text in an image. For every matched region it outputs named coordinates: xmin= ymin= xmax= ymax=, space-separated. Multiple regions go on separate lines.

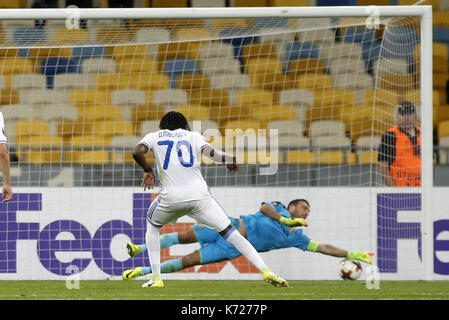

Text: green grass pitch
xmin=0 ymin=280 xmax=448 ymax=300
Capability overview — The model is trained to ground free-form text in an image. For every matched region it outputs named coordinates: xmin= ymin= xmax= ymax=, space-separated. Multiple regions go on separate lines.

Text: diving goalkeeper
xmin=122 ymin=199 xmax=374 ymax=279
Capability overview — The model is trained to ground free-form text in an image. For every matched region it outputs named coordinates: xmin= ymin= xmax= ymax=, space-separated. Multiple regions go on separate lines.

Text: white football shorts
xmin=147 ymin=195 xmax=231 ymax=233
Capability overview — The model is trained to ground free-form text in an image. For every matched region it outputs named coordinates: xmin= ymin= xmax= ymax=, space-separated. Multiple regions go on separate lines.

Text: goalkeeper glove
xmin=279 ymin=216 xmax=308 ymax=227
xmin=347 ymin=251 xmax=374 ymax=264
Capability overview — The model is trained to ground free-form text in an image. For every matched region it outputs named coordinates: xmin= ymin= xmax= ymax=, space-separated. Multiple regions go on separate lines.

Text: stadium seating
xmin=286 ymin=150 xmax=317 ymax=164
xmin=438 ymin=120 xmax=449 ymax=139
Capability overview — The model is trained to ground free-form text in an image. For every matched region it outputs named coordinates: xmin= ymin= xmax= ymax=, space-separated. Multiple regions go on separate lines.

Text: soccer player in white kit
xmin=132 ymin=111 xmax=288 ymax=288
xmin=0 ymin=111 xmax=12 ymax=202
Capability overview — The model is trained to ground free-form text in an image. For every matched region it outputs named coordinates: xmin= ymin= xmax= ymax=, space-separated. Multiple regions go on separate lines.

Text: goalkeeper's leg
xmin=122 ymin=252 xmax=201 ymax=280
xmin=127 ymin=229 xmax=199 ymax=257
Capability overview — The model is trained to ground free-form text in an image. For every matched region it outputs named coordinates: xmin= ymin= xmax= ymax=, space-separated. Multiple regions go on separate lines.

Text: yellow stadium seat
xmin=0 ymin=88 xmax=20 ymax=104
xmin=363 ymin=89 xmax=399 ymax=107
xmin=113 ymin=150 xmax=155 ymax=165
xmin=52 ymin=28 xmax=89 ymax=43
xmin=175 ymin=105 xmax=210 ymax=121
xmin=314 ymin=89 xmax=356 ymax=107
xmin=359 ymin=151 xmax=378 ymax=164
xmin=288 ymin=59 xmax=326 ymax=76
xmin=111 ymin=44 xmax=149 ymax=60
xmin=221 ymin=118 xmax=261 ymax=135
xmin=157 ymin=42 xmax=199 ymax=62
xmin=268 ymin=0 xmax=308 ymax=6
xmin=435 ymin=105 xmax=449 ymax=128
xmin=319 ymin=150 xmax=345 ymax=164
xmin=306 ymin=105 xmax=343 ymax=129
xmin=67 ymin=150 xmax=111 ymax=165
xmin=18 ymin=135 xmax=64 ymax=164
xmin=176 ymin=73 xmax=211 ymax=90
xmin=173 ymin=28 xmax=212 ymax=41
xmin=134 ymin=73 xmax=171 ymax=90
xmin=341 ymin=105 xmax=373 ymax=125
xmin=438 ymin=121 xmax=449 ymax=139
xmin=434 ymin=73 xmax=449 ymax=90
xmin=132 ymin=104 xmax=166 ymax=122
xmin=253 ymin=72 xmax=295 ymax=93
xmin=239 ymin=150 xmax=280 ymax=165
xmin=296 ymin=73 xmax=333 ymax=90
xmin=70 ymin=89 xmax=110 ymax=105
xmin=286 ymin=150 xmax=317 ymax=164
xmin=92 ymin=121 xmax=135 ymax=137
xmin=245 ymin=58 xmax=283 ymax=75
xmin=237 ymin=89 xmax=273 ymax=106
xmin=116 ymin=57 xmax=159 ymax=74
xmin=378 ymin=74 xmax=415 ymax=92
xmin=151 ymin=0 xmax=187 ymax=7
xmin=0 ymin=58 xmax=34 ymax=75
xmin=348 ymin=118 xmax=391 ymax=143
xmin=209 ymin=105 xmax=248 ymax=125
xmin=189 ymin=88 xmax=230 ymax=107
xmin=57 ymin=121 xmax=92 ymax=141
xmin=15 ymin=120 xmax=50 ymax=140
xmin=28 ymin=45 xmax=73 ymax=59
xmin=0 ymin=47 xmax=20 ymax=58
xmin=242 ymin=43 xmax=277 ymax=67
xmin=96 ymin=73 xmax=128 ymax=90
xmin=433 ymin=11 xmax=449 ymax=28
xmin=78 ymin=104 xmax=123 ymax=122
xmin=96 ymin=28 xmax=130 ymax=43
xmin=69 ymin=134 xmax=109 ymax=147
xmin=346 ymin=152 xmax=357 ymax=164
xmin=250 ymin=104 xmax=296 ymax=123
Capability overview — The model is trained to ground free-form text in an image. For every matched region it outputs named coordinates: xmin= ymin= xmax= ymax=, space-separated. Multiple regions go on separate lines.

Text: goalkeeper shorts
xmin=192 ymin=218 xmax=241 ymax=265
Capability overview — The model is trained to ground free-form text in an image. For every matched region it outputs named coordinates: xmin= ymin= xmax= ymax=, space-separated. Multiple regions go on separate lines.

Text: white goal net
xmin=0 ymin=7 xmax=432 ymax=281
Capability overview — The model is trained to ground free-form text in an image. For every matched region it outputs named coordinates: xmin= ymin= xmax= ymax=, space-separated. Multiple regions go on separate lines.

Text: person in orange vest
xmin=377 ymin=101 xmax=421 ymax=186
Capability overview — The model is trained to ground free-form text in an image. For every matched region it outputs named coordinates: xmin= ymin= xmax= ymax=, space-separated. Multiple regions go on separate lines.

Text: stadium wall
xmin=0 ymin=187 xmax=448 ymax=280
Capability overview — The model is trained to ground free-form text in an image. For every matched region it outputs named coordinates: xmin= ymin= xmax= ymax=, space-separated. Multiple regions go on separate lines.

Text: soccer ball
xmin=338 ymin=259 xmax=362 ymax=280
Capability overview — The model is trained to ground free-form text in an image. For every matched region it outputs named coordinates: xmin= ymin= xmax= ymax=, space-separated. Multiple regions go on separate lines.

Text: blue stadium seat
xmin=284 ymin=42 xmax=320 ymax=64
xmin=164 ymin=58 xmax=200 ymax=88
xmin=362 ymin=42 xmax=381 ymax=72
xmin=13 ymin=27 xmax=46 ymax=45
xmin=40 ymin=58 xmax=79 ymax=88
xmin=433 ymin=28 xmax=449 ymax=45
xmin=72 ymin=43 xmax=106 ymax=60
xmin=343 ymin=28 xmax=377 ymax=45
xmin=219 ymin=28 xmax=259 ymax=64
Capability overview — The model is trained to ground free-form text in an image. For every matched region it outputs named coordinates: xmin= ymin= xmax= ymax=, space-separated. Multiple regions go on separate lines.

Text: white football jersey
xmin=138 ymin=129 xmax=211 ymax=203
xmin=0 ymin=112 xmax=7 ymax=144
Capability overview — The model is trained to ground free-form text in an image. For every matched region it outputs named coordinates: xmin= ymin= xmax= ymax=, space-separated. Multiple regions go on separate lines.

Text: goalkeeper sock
xmin=140 ymin=258 xmax=183 ymax=275
xmin=222 ymin=226 xmax=266 ymax=271
xmin=161 ymin=258 xmax=184 ymax=273
xmin=142 ymin=267 xmax=151 ymax=275
xmin=160 ymin=232 xmax=179 ymax=248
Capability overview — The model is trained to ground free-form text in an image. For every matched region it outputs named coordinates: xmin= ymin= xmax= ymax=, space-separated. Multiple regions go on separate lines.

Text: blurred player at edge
xmin=131 ymin=111 xmax=291 ymax=288
xmin=123 ymin=199 xmax=374 ymax=279
xmin=0 ymin=111 xmax=12 ymax=202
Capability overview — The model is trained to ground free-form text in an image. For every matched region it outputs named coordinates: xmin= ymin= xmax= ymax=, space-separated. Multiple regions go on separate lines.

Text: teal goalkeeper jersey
xmin=240 ymin=201 xmax=311 ymax=252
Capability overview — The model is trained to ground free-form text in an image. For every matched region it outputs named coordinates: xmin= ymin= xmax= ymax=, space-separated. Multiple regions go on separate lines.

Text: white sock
xmin=146 ymin=222 xmax=161 ymax=277
xmin=224 ymin=228 xmax=267 ymax=271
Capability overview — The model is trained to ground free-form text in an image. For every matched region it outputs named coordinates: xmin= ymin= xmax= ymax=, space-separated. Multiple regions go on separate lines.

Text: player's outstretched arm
xmin=313 ymin=243 xmax=374 ymax=264
xmin=132 ymin=143 xmax=155 ymax=190
xmin=201 ymin=145 xmax=239 ymax=172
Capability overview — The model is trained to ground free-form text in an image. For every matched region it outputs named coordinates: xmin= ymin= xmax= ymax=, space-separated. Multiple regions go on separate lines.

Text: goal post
xmin=0 ymin=6 xmax=435 ymax=281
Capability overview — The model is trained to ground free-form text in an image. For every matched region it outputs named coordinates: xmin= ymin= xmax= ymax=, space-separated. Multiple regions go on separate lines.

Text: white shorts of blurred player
xmin=147 ymin=195 xmax=231 ymax=232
